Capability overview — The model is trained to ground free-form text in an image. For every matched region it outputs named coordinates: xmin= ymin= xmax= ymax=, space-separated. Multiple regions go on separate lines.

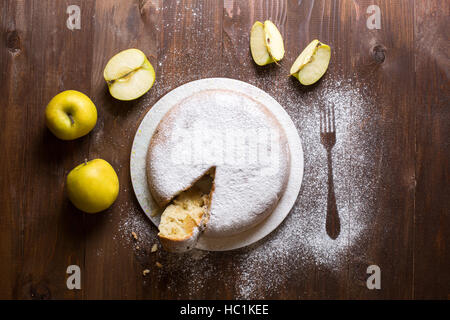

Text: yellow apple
xmin=250 ymin=20 xmax=284 ymax=66
xmin=103 ymin=48 xmax=155 ymax=101
xmin=66 ymin=159 xmax=119 ymax=214
xmin=45 ymin=90 xmax=97 ymax=140
xmin=290 ymin=39 xmax=331 ymax=85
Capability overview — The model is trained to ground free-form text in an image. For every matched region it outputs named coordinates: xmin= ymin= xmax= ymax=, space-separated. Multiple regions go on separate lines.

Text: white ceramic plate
xmin=130 ymin=78 xmax=303 ymax=251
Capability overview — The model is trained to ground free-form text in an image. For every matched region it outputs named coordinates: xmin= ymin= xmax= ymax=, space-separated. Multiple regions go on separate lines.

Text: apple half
xmin=103 ymin=48 xmax=155 ymax=101
xmin=290 ymin=39 xmax=331 ymax=85
xmin=250 ymin=20 xmax=285 ymax=66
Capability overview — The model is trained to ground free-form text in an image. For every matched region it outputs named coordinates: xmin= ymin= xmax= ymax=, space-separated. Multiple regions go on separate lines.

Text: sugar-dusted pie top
xmin=146 ymin=89 xmax=290 ymax=238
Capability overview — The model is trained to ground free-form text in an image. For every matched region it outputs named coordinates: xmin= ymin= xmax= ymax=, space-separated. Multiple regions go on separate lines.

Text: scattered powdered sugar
xmin=117 ymin=72 xmax=381 ymax=299
xmin=230 ymin=74 xmax=381 ymax=298
xmin=117 ymin=204 xmax=154 ymax=246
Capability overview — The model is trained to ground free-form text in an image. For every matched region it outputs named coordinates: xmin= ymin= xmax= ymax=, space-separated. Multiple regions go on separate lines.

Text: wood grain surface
xmin=0 ymin=0 xmax=448 ymax=299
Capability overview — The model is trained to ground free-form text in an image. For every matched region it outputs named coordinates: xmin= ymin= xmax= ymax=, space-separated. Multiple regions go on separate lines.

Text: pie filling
xmin=158 ymin=172 xmax=214 ymax=240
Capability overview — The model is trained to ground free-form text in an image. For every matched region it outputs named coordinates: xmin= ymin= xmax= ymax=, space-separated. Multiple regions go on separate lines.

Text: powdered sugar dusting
xmin=230 ymin=74 xmax=380 ymax=298
xmin=120 ymin=73 xmax=380 ymax=299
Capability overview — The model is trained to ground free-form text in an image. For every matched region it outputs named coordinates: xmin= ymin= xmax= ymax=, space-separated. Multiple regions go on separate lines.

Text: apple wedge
xmin=250 ymin=21 xmax=273 ymax=66
xmin=250 ymin=20 xmax=284 ymax=66
xmin=263 ymin=20 xmax=284 ymax=61
xmin=104 ymin=48 xmax=155 ymax=101
xmin=290 ymin=40 xmax=331 ymax=85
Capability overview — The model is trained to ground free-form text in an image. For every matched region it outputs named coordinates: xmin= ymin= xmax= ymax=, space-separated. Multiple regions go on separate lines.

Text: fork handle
xmin=326 ymin=150 xmax=340 ymax=239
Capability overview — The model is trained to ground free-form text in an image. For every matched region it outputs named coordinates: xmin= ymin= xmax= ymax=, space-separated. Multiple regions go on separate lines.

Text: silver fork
xmin=320 ymin=104 xmax=340 ymax=239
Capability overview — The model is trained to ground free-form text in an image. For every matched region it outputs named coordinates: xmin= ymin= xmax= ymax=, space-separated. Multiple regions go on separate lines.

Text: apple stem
xmin=68 ymin=113 xmax=75 ymax=125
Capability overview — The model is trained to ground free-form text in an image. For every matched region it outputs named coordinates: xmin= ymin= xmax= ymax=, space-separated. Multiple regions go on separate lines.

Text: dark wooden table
xmin=0 ymin=0 xmax=448 ymax=299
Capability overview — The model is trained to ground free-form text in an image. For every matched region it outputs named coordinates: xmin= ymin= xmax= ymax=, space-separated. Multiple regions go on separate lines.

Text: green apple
xmin=250 ymin=20 xmax=284 ymax=66
xmin=290 ymin=39 xmax=331 ymax=85
xmin=66 ymin=159 xmax=119 ymax=214
xmin=103 ymin=48 xmax=155 ymax=101
xmin=45 ymin=90 xmax=97 ymax=140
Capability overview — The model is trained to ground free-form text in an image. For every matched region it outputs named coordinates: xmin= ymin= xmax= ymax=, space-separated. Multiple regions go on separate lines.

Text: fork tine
xmin=327 ymin=106 xmax=332 ymax=132
xmin=331 ymin=104 xmax=335 ymax=132
xmin=320 ymin=107 xmax=323 ymax=133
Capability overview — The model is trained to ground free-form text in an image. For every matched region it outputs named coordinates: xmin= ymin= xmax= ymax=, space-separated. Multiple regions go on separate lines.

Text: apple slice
xmin=250 ymin=21 xmax=273 ymax=66
xmin=250 ymin=20 xmax=284 ymax=66
xmin=290 ymin=39 xmax=331 ymax=85
xmin=263 ymin=20 xmax=284 ymax=62
xmin=103 ymin=48 xmax=155 ymax=101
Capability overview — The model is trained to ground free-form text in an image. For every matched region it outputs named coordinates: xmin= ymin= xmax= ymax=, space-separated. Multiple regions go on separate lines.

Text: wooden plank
xmin=344 ymin=0 xmax=416 ymax=299
xmin=82 ymin=0 xmax=162 ymax=299
xmin=0 ymin=0 xmax=97 ymax=299
xmin=0 ymin=0 xmax=26 ymax=299
xmin=414 ymin=0 xmax=450 ymax=299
